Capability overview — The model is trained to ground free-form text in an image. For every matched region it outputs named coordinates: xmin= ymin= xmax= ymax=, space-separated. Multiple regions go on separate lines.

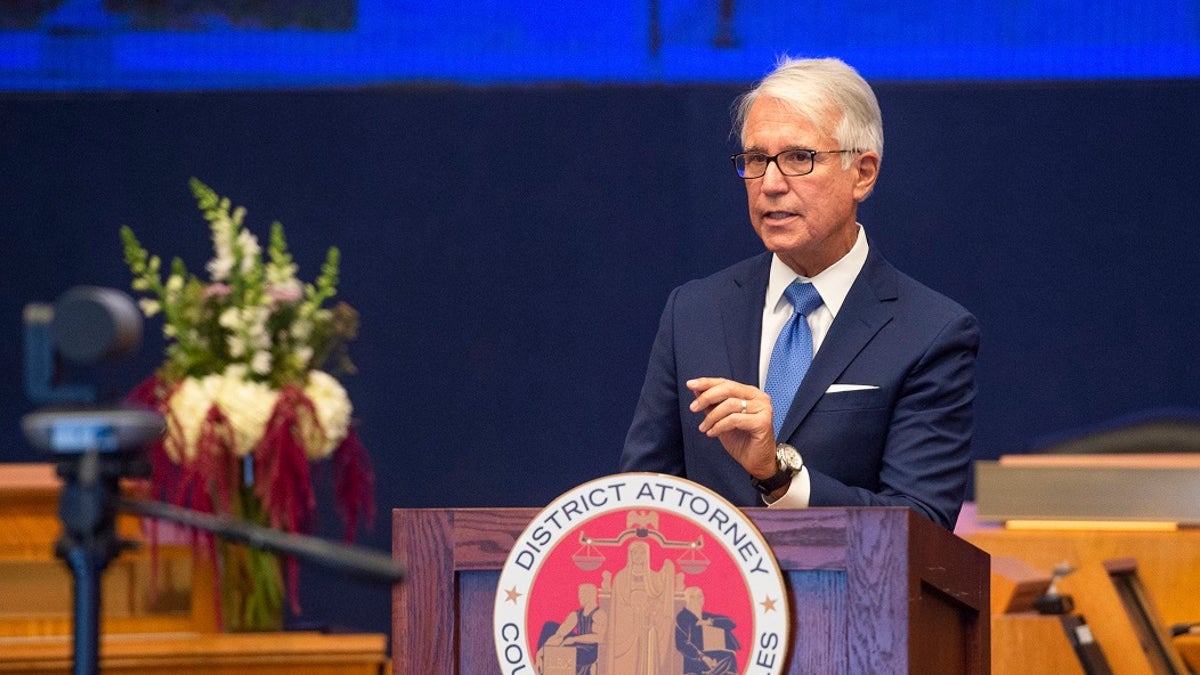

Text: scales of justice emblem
xmin=494 ymin=473 xmax=790 ymax=675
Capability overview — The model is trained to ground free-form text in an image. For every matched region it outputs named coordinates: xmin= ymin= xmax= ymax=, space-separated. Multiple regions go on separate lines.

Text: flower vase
xmin=217 ymin=480 xmax=285 ymax=632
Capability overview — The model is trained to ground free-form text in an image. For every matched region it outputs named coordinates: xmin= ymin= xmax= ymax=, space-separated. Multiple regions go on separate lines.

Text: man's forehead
xmin=742 ymin=97 xmax=836 ymax=147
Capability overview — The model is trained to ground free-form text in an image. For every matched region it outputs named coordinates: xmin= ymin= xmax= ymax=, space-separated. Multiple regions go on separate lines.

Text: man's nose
xmin=760 ymin=160 xmax=789 ymax=191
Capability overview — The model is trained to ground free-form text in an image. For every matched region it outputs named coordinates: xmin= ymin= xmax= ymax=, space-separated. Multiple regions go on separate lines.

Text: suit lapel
xmin=776 ymin=249 xmax=898 ymax=441
xmin=721 ymin=253 xmax=771 ymax=386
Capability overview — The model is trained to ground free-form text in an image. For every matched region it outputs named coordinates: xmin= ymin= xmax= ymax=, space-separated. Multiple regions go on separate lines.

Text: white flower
xmin=164 ymin=370 xmax=281 ymax=460
xmin=207 ymin=239 xmax=234 ymax=281
xmin=245 ymin=306 xmax=270 ymax=341
xmin=250 ymin=350 xmax=272 ymax=376
xmin=224 ymin=363 xmax=250 ymax=381
xmin=291 ymin=318 xmax=312 ymax=341
xmin=207 ymin=257 xmax=233 ymax=282
xmin=294 ymin=346 xmax=314 ymax=370
xmin=138 ymin=298 xmax=160 ymax=317
xmin=163 ymin=377 xmax=215 ymax=462
xmin=305 ymin=370 xmax=352 ymax=458
xmin=212 ymin=369 xmax=278 ymax=456
xmin=237 ymin=229 xmax=261 ymax=276
xmin=207 ymin=209 xmax=235 ymax=282
xmin=227 ymin=335 xmax=246 ymax=358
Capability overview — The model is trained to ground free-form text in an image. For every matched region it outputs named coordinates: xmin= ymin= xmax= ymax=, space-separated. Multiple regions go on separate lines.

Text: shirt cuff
xmin=763 ymin=465 xmax=811 ymax=508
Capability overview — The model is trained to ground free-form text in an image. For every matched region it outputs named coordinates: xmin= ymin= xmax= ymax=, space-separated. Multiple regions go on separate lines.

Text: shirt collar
xmin=766 ymin=225 xmax=869 ymax=318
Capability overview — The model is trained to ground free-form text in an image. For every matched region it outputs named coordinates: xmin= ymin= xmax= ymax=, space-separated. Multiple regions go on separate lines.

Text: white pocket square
xmin=825 ymin=384 xmax=879 ymax=393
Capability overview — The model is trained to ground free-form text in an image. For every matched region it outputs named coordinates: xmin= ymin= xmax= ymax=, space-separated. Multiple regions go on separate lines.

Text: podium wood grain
xmin=393 ymin=506 xmax=989 ymax=674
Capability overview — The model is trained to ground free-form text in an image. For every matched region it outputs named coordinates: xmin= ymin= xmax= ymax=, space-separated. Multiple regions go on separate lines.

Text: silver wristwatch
xmin=751 ymin=443 xmax=803 ymax=495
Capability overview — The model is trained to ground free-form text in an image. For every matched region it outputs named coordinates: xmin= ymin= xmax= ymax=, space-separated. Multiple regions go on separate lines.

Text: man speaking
xmin=620 ymin=56 xmax=979 ymax=530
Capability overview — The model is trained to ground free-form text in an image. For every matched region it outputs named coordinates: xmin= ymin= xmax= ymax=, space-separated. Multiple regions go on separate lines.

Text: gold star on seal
xmin=760 ymin=595 xmax=778 ymax=612
xmin=504 ymin=586 xmax=523 ymax=604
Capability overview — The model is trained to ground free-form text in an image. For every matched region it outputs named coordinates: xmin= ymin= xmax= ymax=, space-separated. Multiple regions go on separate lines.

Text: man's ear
xmin=853 ymin=151 xmax=881 ymax=201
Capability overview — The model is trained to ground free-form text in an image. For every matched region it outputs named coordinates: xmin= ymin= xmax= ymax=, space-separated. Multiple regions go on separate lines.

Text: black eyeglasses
xmin=730 ymin=149 xmax=861 ymax=179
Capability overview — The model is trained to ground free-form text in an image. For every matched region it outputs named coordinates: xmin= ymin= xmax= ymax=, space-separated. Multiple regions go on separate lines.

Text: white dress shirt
xmin=760 ymin=226 xmax=869 ymax=507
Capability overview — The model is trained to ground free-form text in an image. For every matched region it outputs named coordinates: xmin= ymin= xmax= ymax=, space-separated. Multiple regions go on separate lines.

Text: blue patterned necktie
xmin=763 ymin=281 xmax=824 ymax=437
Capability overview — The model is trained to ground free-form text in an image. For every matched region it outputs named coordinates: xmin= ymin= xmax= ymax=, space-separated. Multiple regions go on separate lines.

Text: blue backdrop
xmin=3 ymin=1 xmax=1200 ymax=88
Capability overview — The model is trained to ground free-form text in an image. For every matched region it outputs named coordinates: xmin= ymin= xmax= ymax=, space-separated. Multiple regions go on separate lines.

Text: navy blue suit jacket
xmin=619 ymin=247 xmax=980 ymax=529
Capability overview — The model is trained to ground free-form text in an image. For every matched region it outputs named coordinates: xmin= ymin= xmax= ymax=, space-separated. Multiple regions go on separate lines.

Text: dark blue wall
xmin=3 ymin=79 xmax=1199 ymax=637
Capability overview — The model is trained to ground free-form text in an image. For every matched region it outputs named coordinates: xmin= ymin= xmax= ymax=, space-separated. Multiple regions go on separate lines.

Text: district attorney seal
xmin=494 ymin=473 xmax=790 ymax=674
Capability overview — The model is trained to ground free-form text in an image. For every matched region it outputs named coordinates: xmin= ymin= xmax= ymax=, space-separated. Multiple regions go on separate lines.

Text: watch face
xmin=777 ymin=444 xmax=802 ymax=471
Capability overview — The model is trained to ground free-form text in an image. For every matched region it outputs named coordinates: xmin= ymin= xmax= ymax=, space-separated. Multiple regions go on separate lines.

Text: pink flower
xmin=204 ymin=283 xmax=232 ymax=299
xmin=266 ymin=282 xmax=303 ymax=303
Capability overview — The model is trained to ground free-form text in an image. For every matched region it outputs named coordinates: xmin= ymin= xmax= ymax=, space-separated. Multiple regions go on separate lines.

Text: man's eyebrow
xmin=740 ymin=144 xmax=816 ymax=153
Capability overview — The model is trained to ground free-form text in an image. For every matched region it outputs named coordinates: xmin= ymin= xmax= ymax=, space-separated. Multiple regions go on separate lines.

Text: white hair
xmin=733 ymin=56 xmax=884 ymax=168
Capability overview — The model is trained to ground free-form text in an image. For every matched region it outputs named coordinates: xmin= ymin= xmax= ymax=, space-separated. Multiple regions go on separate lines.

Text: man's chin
xmin=759 ymin=232 xmax=806 ymax=255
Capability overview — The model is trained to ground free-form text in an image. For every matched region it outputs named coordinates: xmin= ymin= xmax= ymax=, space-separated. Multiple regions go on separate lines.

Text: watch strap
xmin=751 ymin=466 xmax=795 ymax=495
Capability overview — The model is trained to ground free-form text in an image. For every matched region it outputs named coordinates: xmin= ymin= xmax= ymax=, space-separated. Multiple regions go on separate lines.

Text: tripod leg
xmin=55 ymin=450 xmax=125 ymax=675
xmin=64 ymin=545 xmax=102 ymax=675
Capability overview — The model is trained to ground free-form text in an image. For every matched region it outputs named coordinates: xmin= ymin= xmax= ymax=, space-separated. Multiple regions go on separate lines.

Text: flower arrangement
xmin=122 ymin=178 xmax=374 ymax=631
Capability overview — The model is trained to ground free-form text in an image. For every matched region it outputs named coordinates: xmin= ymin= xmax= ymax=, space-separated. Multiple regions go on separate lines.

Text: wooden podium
xmin=392 ymin=506 xmax=990 ymax=674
